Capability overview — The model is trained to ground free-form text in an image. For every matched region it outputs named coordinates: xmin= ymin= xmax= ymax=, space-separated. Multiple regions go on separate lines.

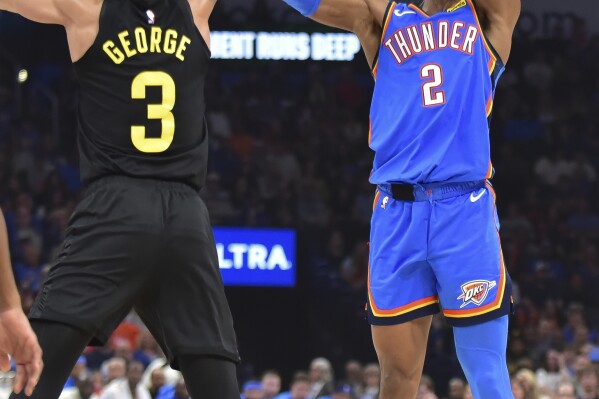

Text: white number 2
xmin=420 ymin=64 xmax=446 ymax=107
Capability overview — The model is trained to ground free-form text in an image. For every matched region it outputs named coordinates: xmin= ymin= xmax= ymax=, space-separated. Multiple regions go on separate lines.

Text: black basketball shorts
xmin=29 ymin=175 xmax=240 ymax=367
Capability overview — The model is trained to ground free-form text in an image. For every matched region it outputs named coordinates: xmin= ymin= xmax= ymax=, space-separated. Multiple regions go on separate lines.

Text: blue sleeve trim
xmin=283 ymin=0 xmax=321 ymax=17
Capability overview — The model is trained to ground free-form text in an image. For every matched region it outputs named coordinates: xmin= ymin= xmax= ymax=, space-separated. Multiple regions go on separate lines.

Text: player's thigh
xmin=371 ymin=315 xmax=433 ymax=376
xmin=368 ymin=192 xmax=439 ymax=325
xmin=141 ymin=191 xmax=239 ymax=366
xmin=30 ymin=183 xmax=162 ymax=341
xmin=429 ymin=184 xmax=513 ymax=326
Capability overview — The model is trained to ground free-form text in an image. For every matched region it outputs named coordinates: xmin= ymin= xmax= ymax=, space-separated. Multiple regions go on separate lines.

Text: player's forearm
xmin=0 ymin=0 xmax=15 ymax=12
xmin=281 ymin=0 xmax=321 ymax=18
xmin=0 ymin=211 xmax=21 ymax=311
xmin=0 ymin=0 xmax=17 ymax=13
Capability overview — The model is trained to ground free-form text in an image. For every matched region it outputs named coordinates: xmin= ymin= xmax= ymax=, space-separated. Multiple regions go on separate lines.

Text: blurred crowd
xmin=1 ymin=3 xmax=599 ymax=399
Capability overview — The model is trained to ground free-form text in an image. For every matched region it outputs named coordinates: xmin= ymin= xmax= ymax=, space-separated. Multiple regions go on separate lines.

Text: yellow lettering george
xmin=163 ymin=29 xmax=178 ymax=54
xmin=175 ymin=35 xmax=191 ymax=61
xmin=102 ymin=40 xmax=125 ymax=64
xmin=150 ymin=27 xmax=162 ymax=53
xmin=134 ymin=27 xmax=148 ymax=53
xmin=118 ymin=31 xmax=137 ymax=58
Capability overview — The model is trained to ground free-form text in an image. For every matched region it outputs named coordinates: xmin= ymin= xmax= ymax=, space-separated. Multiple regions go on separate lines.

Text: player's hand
xmin=0 ymin=307 xmax=43 ymax=396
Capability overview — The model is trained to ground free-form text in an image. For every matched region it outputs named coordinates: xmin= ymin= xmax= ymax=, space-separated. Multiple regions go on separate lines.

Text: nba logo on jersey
xmin=146 ymin=9 xmax=155 ymax=24
xmin=457 ymin=280 xmax=497 ymax=308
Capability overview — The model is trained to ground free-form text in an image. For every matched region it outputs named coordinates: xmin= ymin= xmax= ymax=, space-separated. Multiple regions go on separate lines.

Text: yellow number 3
xmin=131 ymin=71 xmax=176 ymax=153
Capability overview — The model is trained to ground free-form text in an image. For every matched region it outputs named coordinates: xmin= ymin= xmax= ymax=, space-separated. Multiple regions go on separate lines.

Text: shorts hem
xmin=367 ymin=303 xmax=440 ymax=326
xmin=443 ymin=298 xmax=515 ymax=327
xmin=28 ymin=313 xmax=108 ymax=344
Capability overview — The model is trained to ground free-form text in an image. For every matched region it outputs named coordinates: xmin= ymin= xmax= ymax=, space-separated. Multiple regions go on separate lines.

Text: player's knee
xmin=470 ymin=378 xmax=510 ymax=399
xmin=380 ymin=362 xmax=421 ymax=388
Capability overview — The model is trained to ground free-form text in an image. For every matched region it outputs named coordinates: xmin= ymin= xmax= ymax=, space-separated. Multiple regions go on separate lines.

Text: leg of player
xmin=9 ymin=320 xmax=92 ymax=399
xmin=177 ymin=355 xmax=240 ymax=399
xmin=453 ymin=315 xmax=512 ymax=399
xmin=371 ymin=315 xmax=432 ymax=399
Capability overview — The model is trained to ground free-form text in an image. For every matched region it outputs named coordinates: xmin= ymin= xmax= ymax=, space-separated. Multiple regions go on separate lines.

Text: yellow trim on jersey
xmin=447 ymin=0 xmax=467 ymax=12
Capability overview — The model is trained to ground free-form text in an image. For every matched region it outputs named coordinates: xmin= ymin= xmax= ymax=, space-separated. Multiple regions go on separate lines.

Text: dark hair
xmin=262 ymin=369 xmax=281 ymax=379
xmin=291 ymin=371 xmax=311 ymax=387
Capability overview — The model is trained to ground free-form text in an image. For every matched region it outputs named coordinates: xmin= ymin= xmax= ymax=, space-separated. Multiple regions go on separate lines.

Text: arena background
xmin=0 ymin=0 xmax=598 ymax=397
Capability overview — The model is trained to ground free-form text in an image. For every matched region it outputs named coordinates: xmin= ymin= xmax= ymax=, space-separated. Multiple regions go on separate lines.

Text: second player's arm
xmin=473 ymin=0 xmax=521 ymax=63
xmin=0 ymin=0 xmax=69 ymax=25
xmin=283 ymin=0 xmax=388 ymax=67
xmin=0 ymin=211 xmax=43 ymax=396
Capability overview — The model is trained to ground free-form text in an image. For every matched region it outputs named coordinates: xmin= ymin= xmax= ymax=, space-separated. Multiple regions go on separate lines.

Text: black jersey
xmin=74 ymin=0 xmax=210 ymax=190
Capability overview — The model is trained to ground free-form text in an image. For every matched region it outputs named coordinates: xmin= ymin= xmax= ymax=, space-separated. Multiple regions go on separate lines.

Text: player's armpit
xmin=472 ymin=0 xmax=521 ymax=63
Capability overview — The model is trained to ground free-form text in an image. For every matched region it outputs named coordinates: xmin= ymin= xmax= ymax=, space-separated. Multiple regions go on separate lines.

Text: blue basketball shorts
xmin=366 ymin=180 xmax=513 ymax=327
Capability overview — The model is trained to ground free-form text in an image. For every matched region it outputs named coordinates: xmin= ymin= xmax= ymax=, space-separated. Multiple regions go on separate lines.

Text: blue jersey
xmin=368 ymin=0 xmax=504 ymax=185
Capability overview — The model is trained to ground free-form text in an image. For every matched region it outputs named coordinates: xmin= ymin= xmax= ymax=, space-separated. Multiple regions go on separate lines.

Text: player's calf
xmin=453 ymin=316 xmax=513 ymax=399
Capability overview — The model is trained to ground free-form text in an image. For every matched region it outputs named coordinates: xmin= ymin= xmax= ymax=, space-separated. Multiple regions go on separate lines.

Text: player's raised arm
xmin=0 ymin=0 xmax=70 ymax=25
xmin=281 ymin=0 xmax=388 ymax=66
xmin=187 ymin=0 xmax=218 ymax=48
xmin=472 ymin=0 xmax=521 ymax=63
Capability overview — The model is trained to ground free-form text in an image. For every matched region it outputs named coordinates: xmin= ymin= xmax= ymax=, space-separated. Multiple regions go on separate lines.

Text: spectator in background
xmin=360 ymin=364 xmax=379 ymax=399
xmin=261 ymin=370 xmax=282 ymax=399
xmin=60 ymin=356 xmax=88 ymax=398
xmin=133 ymin=330 xmax=161 ymax=369
xmin=12 ymin=230 xmax=44 ymax=292
xmin=462 ymin=385 xmax=473 ymax=399
xmin=111 ymin=338 xmax=134 ymax=364
xmin=511 ymin=377 xmax=526 ymax=399
xmin=155 ymin=377 xmax=190 ymax=399
xmin=148 ymin=368 xmax=166 ymax=399
xmin=86 ymin=370 xmax=105 ymax=399
xmin=416 ymin=375 xmax=438 ymax=399
xmin=330 ymin=383 xmax=351 ymax=399
xmin=172 ymin=379 xmax=190 ymax=399
xmin=556 ymin=381 xmax=577 ymax=399
xmin=308 ymin=358 xmax=334 ymax=399
xmin=141 ymin=358 xmax=181 ymax=389
xmin=99 ymin=361 xmax=150 ymax=399
xmin=275 ymin=372 xmax=311 ymax=399
xmin=445 ymin=378 xmax=465 ymax=399
xmin=241 ymin=380 xmax=264 ymax=399
xmin=535 ymin=349 xmax=568 ymax=393
xmin=562 ymin=304 xmax=594 ymax=346
xmin=515 ymin=369 xmax=540 ymax=399
xmin=578 ymin=367 xmax=599 ymax=399
xmin=343 ymin=360 xmax=363 ymax=397
xmin=102 ymin=358 xmax=126 ymax=384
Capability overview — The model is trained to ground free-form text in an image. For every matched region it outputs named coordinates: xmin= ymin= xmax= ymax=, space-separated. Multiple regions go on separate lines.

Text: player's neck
xmin=130 ymin=0 xmax=163 ymax=8
xmin=420 ymin=0 xmax=459 ymax=15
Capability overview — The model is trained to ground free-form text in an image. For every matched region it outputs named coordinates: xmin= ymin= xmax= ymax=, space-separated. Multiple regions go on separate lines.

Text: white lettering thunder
xmin=384 ymin=20 xmax=479 ymax=64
